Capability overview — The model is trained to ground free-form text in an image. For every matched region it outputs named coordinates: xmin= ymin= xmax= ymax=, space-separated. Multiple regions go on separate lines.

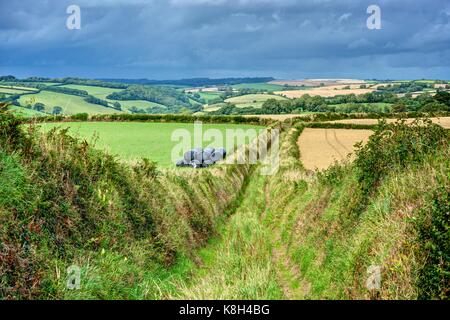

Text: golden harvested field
xmin=329 ymin=117 xmax=450 ymax=129
xmin=275 ymin=85 xmax=375 ymax=98
xmin=269 ymin=79 xmax=365 ymax=86
xmin=298 ymin=128 xmax=372 ymax=171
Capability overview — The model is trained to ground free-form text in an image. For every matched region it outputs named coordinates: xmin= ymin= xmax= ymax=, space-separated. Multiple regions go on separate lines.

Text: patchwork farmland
xmin=275 ymin=84 xmax=375 ymax=98
xmin=1 ymin=76 xmax=449 ymax=301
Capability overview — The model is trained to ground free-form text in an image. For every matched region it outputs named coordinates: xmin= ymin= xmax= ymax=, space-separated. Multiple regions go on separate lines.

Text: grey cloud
xmin=0 ymin=0 xmax=449 ymax=79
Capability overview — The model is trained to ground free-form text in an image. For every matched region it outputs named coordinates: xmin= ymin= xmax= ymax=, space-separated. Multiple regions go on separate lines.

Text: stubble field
xmin=298 ymin=128 xmax=373 ymax=171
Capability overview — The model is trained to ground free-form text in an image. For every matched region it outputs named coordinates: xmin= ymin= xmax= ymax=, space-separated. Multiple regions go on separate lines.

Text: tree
xmin=112 ymin=102 xmax=122 ymax=111
xmin=52 ymin=106 xmax=63 ymax=115
xmin=392 ymin=103 xmax=407 ymax=113
xmin=420 ymin=102 xmax=449 ymax=112
xmin=33 ymin=103 xmax=46 ymax=112
xmin=129 ymin=106 xmax=145 ymax=114
xmin=434 ymin=91 xmax=450 ymax=107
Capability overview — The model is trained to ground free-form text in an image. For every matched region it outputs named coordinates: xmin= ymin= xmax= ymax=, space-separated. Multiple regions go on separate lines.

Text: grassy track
xmin=172 ymin=172 xmax=283 ymax=299
xmin=38 ymin=121 xmax=264 ymax=166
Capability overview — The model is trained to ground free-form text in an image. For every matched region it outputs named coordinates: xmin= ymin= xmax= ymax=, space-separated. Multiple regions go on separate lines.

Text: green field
xmin=8 ymin=105 xmax=47 ymax=117
xmin=61 ymin=84 xmax=166 ymax=111
xmin=18 ymin=91 xmax=118 ymax=115
xmin=36 ymin=82 xmax=62 ymax=86
xmin=39 ymin=122 xmax=264 ymax=166
xmin=61 ymin=84 xmax=121 ymax=99
xmin=195 ymin=91 xmax=223 ymax=102
xmin=203 ymin=102 xmax=228 ymax=111
xmin=0 ymin=86 xmax=38 ymax=94
xmin=225 ymin=93 xmax=288 ymax=108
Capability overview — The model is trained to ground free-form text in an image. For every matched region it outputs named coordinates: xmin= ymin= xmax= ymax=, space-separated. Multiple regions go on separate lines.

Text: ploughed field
xmin=38 ymin=122 xmax=264 ymax=167
xmin=298 ymin=128 xmax=372 ymax=171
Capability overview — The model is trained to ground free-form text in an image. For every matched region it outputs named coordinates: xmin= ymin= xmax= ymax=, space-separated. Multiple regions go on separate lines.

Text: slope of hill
xmin=0 ymin=106 xmax=448 ymax=300
xmin=0 ymin=109 xmax=254 ymax=299
xmin=265 ymin=120 xmax=449 ymax=299
xmin=17 ymin=91 xmax=118 ymax=115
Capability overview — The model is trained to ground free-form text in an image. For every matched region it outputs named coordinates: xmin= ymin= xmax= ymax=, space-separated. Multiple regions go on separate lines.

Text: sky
xmin=1 ymin=0 xmax=450 ymax=80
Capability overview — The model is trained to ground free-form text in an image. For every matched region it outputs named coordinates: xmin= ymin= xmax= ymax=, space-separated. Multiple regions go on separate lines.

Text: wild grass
xmin=0 ymin=110 xmax=254 ymax=299
xmin=1 ymin=106 xmax=448 ymax=300
xmin=172 ymin=173 xmax=283 ymax=300
xmin=267 ymin=119 xmax=449 ymax=299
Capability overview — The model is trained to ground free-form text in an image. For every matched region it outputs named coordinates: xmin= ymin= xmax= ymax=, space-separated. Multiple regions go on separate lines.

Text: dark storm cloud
xmin=0 ymin=0 xmax=449 ymax=79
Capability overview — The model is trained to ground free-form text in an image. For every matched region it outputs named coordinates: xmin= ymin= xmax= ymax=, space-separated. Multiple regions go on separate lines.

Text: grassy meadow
xmin=225 ymin=93 xmax=288 ymax=108
xmin=60 ymin=84 xmax=121 ymax=99
xmin=18 ymin=91 xmax=116 ymax=115
xmin=196 ymin=91 xmax=223 ymax=102
xmin=38 ymin=121 xmax=264 ymax=166
xmin=61 ymin=84 xmax=166 ymax=111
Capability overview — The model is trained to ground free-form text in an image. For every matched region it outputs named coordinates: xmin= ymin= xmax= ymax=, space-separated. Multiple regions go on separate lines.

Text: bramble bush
xmin=417 ymin=180 xmax=450 ymax=300
xmin=348 ymin=119 xmax=448 ymax=215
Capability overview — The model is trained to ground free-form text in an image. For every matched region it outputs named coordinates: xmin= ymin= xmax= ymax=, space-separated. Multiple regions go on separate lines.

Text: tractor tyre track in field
xmin=325 ymin=129 xmax=344 ymax=160
xmin=333 ymin=129 xmax=351 ymax=155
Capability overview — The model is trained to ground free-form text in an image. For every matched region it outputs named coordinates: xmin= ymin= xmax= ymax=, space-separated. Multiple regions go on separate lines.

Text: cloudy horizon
xmin=1 ymin=0 xmax=450 ymax=80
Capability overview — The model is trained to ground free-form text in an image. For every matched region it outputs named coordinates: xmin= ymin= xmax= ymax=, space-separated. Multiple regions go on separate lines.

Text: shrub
xmin=70 ymin=113 xmax=89 ymax=121
xmin=133 ymin=158 xmax=159 ymax=179
xmin=417 ymin=182 xmax=450 ymax=300
xmin=348 ymin=119 xmax=448 ymax=214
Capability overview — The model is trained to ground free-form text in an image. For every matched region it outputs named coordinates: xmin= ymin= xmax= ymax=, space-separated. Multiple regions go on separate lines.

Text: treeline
xmin=40 ymin=85 xmax=88 ymax=97
xmin=31 ymin=77 xmax=128 ymax=89
xmin=26 ymin=112 xmax=269 ymax=126
xmin=376 ymin=81 xmax=446 ymax=93
xmin=212 ymin=91 xmax=450 ymax=115
xmin=106 ymin=85 xmax=199 ymax=112
xmin=99 ymin=77 xmax=275 ymax=87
